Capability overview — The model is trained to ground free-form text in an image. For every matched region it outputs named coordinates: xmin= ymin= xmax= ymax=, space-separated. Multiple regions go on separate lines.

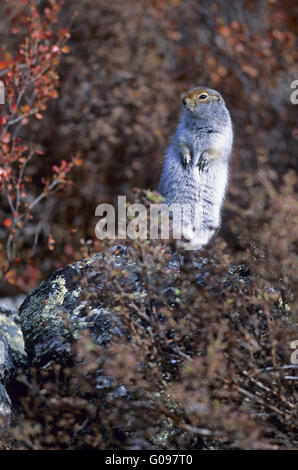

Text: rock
xmin=0 ymin=332 xmax=14 ymax=385
xmin=19 ymin=246 xmax=140 ymax=368
xmin=0 ymin=306 xmax=27 ymax=372
xmin=19 ymin=245 xmax=254 ymax=370
xmin=0 ymin=314 xmax=21 ymax=448
xmin=0 ymin=382 xmax=12 ymax=446
xmin=0 ymin=305 xmax=27 ymax=446
xmin=0 ymin=296 xmax=26 ymax=311
xmin=18 ymin=239 xmax=258 ymax=370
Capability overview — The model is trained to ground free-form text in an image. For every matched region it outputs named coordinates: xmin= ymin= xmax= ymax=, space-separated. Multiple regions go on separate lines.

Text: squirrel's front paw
xmin=197 ymin=157 xmax=209 ymax=172
xmin=198 ymin=148 xmax=222 ymax=171
xmin=182 ymin=152 xmax=191 ymax=168
xmin=180 ymin=142 xmax=192 ymax=168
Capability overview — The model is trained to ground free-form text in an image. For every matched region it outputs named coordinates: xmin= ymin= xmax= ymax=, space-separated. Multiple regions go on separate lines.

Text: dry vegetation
xmin=11 ymin=231 xmax=298 ymax=449
xmin=0 ymin=0 xmax=297 ymax=450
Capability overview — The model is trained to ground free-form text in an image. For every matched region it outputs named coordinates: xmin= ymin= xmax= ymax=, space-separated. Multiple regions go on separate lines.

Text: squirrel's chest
xmin=209 ymin=131 xmax=230 ymax=155
xmin=186 ymin=131 xmax=210 ymax=161
xmin=189 ymin=130 xmax=229 ymax=159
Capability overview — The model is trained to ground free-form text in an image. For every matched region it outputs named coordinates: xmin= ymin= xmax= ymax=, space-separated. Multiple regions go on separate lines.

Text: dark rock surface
xmin=19 ymin=247 xmax=140 ymax=368
xmin=0 ymin=332 xmax=14 ymax=385
xmin=0 ymin=306 xmax=27 ymax=372
xmin=0 ymin=382 xmax=12 ymax=441
xmin=0 ymin=306 xmax=26 ymax=442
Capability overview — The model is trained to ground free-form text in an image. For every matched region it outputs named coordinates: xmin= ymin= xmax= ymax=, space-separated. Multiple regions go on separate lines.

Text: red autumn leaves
xmin=0 ymin=1 xmax=80 ymax=286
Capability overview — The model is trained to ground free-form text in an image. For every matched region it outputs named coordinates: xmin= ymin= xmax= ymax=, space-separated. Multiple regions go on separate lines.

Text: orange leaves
xmin=60 ymin=28 xmax=71 ymax=39
xmin=48 ymin=234 xmax=55 ymax=251
xmin=21 ymin=104 xmax=31 ymax=115
xmin=0 ymin=167 xmax=8 ymax=180
xmin=0 ymin=61 xmax=8 ymax=70
xmin=45 ymin=7 xmax=52 ymax=19
xmin=241 ymin=64 xmax=258 ymax=78
xmin=52 ymin=155 xmax=84 ymax=178
xmin=0 ymin=1 xmax=73 ymax=284
xmin=31 ymin=30 xmax=44 ymax=41
xmin=1 ymin=133 xmax=11 ymax=144
xmin=3 ymin=218 xmax=12 ymax=228
xmin=230 ymin=21 xmax=241 ymax=31
xmin=62 ymin=45 xmax=71 ymax=54
xmin=38 ymin=45 xmax=49 ymax=54
xmin=216 ymin=24 xmax=231 ymax=38
xmin=48 ymin=89 xmax=59 ymax=99
xmin=73 ymin=157 xmax=84 ymax=167
xmin=5 ymin=269 xmax=18 ymax=285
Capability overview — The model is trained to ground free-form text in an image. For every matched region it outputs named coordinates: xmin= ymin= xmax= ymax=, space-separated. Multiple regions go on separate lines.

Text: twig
xmin=235 ymin=385 xmax=293 ymax=417
xmin=28 ymin=177 xmax=61 ymax=211
xmin=260 ymin=365 xmax=298 ymax=372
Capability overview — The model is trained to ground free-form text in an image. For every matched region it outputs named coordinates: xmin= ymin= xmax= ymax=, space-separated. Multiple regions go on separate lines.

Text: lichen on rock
xmin=18 ymin=248 xmax=136 ymax=367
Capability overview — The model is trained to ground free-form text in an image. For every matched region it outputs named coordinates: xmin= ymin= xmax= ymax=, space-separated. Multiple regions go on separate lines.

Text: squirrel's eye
xmin=198 ymin=94 xmax=208 ymax=100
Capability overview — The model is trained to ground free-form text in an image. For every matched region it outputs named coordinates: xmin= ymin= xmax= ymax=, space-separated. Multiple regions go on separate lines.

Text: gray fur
xmin=158 ymin=87 xmax=233 ymax=250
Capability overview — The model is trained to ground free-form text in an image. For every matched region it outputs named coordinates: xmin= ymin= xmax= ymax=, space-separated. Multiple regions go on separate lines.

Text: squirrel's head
xmin=182 ymin=87 xmax=229 ymax=126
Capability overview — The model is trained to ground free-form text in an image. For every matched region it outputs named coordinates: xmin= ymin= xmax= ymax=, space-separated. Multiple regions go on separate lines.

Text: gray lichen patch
xmin=0 ymin=307 xmax=27 ymax=372
xmin=19 ymin=273 xmax=80 ymax=364
xmin=44 ymin=275 xmax=68 ymax=314
xmin=0 ymin=314 xmax=25 ymax=357
xmin=0 ymin=340 xmax=5 ymax=367
xmin=18 ymin=250 xmax=123 ymax=367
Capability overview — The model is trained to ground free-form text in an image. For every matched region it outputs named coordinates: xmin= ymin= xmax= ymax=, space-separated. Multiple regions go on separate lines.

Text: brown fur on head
xmin=182 ymin=87 xmax=222 ymax=108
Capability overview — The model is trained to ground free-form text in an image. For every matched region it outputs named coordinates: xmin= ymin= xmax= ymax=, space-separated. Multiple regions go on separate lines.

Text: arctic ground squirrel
xmin=158 ymin=86 xmax=233 ymax=250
